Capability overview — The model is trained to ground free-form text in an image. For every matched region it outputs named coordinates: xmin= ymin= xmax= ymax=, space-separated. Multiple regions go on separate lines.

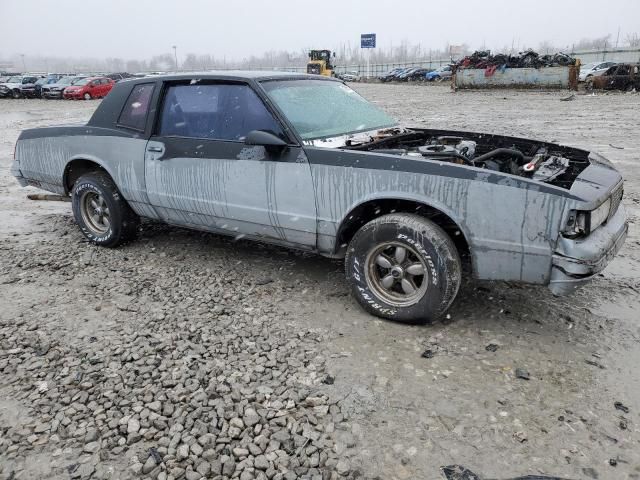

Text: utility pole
xmin=172 ymin=45 xmax=178 ymax=71
xmin=20 ymin=54 xmax=26 ymax=72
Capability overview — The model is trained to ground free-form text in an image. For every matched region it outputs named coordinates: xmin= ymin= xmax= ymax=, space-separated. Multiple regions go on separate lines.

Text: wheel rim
xmin=84 ymin=93 xmax=91 ymax=100
xmin=80 ymin=191 xmax=110 ymax=235
xmin=365 ymin=241 xmax=429 ymax=307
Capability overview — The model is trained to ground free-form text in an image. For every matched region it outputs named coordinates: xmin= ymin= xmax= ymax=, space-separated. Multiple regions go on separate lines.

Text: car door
xmin=144 ymin=80 xmax=317 ymax=248
xmin=610 ymin=65 xmax=629 ymax=89
xmin=97 ymin=78 xmax=108 ymax=96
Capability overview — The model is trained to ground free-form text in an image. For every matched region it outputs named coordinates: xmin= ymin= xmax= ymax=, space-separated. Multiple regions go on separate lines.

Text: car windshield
xmin=7 ymin=76 xmax=22 ymax=83
xmin=262 ymin=79 xmax=397 ymax=140
xmin=57 ymin=77 xmax=75 ymax=85
xmin=72 ymin=78 xmax=90 ymax=86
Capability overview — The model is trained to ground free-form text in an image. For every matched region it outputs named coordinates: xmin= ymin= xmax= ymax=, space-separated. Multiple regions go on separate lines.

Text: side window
xmin=118 ymin=83 xmax=155 ymax=131
xmin=159 ymin=83 xmax=284 ymax=141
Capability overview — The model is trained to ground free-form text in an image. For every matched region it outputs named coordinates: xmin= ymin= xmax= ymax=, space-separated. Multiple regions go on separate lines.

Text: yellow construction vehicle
xmin=306 ymin=50 xmax=335 ymax=77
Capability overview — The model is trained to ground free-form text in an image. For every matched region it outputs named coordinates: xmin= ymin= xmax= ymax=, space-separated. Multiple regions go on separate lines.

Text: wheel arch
xmin=63 ymin=156 xmax=115 ymax=194
xmin=333 ymin=196 xmax=472 ymax=269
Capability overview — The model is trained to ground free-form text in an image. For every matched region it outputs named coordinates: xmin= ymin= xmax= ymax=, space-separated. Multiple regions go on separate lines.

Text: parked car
xmin=586 ymin=63 xmax=640 ymax=91
xmin=11 ymin=72 xmax=628 ymax=323
xmin=579 ymin=61 xmax=617 ymax=82
xmin=426 ymin=65 xmax=453 ymax=81
xmin=63 ymin=76 xmax=115 ymax=100
xmin=20 ymin=74 xmax=64 ymax=98
xmin=0 ymin=75 xmax=42 ymax=98
xmin=42 ymin=76 xmax=87 ymax=99
xmin=106 ymin=72 xmax=135 ymax=82
xmin=341 ymin=71 xmax=361 ymax=82
xmin=406 ymin=68 xmax=432 ymax=82
xmin=378 ymin=68 xmax=404 ymax=82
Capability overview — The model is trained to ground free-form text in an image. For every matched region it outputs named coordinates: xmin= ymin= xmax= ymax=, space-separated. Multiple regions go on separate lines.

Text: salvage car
xmin=42 ymin=75 xmax=87 ymax=99
xmin=0 ymin=75 xmax=41 ymax=98
xmin=426 ymin=65 xmax=453 ymax=81
xmin=12 ymin=72 xmax=628 ymax=323
xmin=340 ymin=71 xmax=361 ymax=82
xmin=578 ymin=61 xmax=616 ymax=82
xmin=63 ymin=76 xmax=115 ymax=100
xmin=19 ymin=74 xmax=61 ymax=98
xmin=586 ymin=63 xmax=640 ymax=92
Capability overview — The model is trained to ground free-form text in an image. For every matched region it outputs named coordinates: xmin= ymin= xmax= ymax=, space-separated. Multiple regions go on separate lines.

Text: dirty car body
xmin=12 ymin=72 xmax=628 ymax=322
xmin=589 ymin=63 xmax=640 ymax=91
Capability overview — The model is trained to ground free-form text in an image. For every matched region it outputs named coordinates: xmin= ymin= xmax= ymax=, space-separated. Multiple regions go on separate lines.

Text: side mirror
xmin=245 ymin=130 xmax=287 ymax=152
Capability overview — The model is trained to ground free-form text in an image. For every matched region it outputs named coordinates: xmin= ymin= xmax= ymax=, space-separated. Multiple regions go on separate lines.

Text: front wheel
xmin=72 ymin=172 xmax=139 ymax=247
xmin=585 ymin=78 xmax=595 ymax=91
xmin=12 ymin=89 xmax=21 ymax=99
xmin=345 ymin=213 xmax=461 ymax=324
xmin=83 ymin=92 xmax=91 ymax=100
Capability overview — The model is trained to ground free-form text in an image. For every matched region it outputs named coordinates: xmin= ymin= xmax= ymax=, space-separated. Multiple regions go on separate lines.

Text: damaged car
xmin=586 ymin=63 xmax=640 ymax=92
xmin=11 ymin=72 xmax=628 ymax=323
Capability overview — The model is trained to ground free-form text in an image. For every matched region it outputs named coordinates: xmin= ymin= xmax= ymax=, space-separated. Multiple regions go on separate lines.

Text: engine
xmin=353 ymin=133 xmax=572 ymax=185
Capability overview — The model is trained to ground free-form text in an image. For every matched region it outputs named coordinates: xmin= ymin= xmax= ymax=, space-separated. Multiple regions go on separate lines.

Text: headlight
xmin=564 ymin=211 xmax=588 ymax=237
xmin=564 ymin=199 xmax=611 ymax=238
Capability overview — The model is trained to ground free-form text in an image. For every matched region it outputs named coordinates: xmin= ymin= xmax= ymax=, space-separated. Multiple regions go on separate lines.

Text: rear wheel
xmin=345 ymin=213 xmax=461 ymax=324
xmin=626 ymin=83 xmax=635 ymax=92
xmin=72 ymin=172 xmax=139 ymax=247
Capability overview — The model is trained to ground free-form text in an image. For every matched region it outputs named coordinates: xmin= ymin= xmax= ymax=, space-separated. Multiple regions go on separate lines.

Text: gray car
xmin=11 ymin=72 xmax=628 ymax=323
xmin=41 ymin=75 xmax=87 ymax=99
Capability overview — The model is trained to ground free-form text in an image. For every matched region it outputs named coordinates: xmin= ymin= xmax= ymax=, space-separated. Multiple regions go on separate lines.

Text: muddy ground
xmin=0 ymin=85 xmax=639 ymax=480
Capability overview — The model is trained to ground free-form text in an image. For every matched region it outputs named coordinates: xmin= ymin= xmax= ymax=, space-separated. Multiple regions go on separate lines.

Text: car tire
xmin=83 ymin=92 xmax=91 ymax=100
xmin=345 ymin=213 xmax=461 ymax=324
xmin=12 ymin=89 xmax=21 ymax=99
xmin=585 ymin=78 xmax=594 ymax=91
xmin=71 ymin=172 xmax=139 ymax=247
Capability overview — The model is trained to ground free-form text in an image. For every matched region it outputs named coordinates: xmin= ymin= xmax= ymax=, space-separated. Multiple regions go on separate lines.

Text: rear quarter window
xmin=118 ymin=83 xmax=155 ymax=131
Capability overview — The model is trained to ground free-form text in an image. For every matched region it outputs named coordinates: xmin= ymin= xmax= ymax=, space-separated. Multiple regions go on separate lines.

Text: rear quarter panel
xmin=15 ymin=127 xmax=152 ymax=215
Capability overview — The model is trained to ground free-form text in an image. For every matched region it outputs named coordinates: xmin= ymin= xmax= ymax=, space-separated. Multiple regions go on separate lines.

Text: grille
xmin=608 ymin=184 xmax=624 ymax=221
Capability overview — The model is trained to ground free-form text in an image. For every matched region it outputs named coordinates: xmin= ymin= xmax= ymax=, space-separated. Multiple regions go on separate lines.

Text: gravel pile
xmin=0 ymin=218 xmax=357 ymax=480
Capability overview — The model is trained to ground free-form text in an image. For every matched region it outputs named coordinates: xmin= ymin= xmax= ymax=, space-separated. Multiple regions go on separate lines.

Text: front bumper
xmin=549 ymin=204 xmax=628 ymax=295
xmin=43 ymin=90 xmax=64 ymax=98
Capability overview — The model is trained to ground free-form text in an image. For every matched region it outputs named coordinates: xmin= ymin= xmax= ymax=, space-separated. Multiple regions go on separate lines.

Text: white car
xmin=341 ymin=71 xmax=361 ymax=82
xmin=579 ymin=61 xmax=617 ymax=82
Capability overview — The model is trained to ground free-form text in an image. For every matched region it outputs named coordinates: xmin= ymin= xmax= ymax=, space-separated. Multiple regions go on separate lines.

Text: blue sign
xmin=361 ymin=33 xmax=376 ymax=49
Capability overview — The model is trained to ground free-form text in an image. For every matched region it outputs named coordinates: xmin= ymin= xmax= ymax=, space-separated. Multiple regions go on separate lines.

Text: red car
xmin=63 ymin=77 xmax=115 ymax=100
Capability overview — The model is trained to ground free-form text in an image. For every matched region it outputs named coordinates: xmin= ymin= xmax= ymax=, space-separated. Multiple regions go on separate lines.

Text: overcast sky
xmin=1 ymin=0 xmax=639 ymax=60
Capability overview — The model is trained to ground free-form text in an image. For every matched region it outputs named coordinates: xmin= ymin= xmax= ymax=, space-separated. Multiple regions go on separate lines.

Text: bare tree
xmin=626 ymin=33 xmax=640 ymax=47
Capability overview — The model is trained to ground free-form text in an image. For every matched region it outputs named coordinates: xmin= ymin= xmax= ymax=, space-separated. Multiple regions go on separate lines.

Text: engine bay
xmin=342 ymin=128 xmax=591 ymax=189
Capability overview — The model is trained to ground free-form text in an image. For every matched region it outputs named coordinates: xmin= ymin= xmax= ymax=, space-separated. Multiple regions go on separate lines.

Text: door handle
xmin=147 ymin=146 xmax=163 ymax=153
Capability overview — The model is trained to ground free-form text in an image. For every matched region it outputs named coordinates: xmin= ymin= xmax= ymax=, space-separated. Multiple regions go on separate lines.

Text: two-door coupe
xmin=12 ymin=72 xmax=628 ymax=322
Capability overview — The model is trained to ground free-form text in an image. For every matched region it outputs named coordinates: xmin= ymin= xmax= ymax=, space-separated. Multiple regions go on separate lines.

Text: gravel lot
xmin=1 ymin=85 xmax=639 ymax=480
